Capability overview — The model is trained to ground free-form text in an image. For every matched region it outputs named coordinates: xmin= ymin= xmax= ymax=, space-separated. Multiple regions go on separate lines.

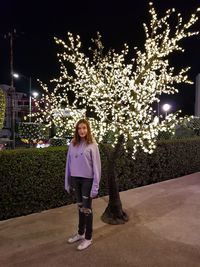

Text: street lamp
xmin=162 ymin=103 xmax=171 ymax=117
xmin=13 ymin=73 xmax=38 ymax=122
xmin=32 ymin=91 xmax=39 ymax=98
xmin=13 ymin=73 xmax=19 ymax=79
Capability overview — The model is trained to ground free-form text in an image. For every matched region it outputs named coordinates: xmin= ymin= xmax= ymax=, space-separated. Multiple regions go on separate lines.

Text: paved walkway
xmin=0 ymin=173 xmax=200 ymax=267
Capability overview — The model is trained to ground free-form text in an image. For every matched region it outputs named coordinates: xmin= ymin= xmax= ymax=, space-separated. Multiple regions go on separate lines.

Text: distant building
xmin=195 ymin=74 xmax=200 ymax=117
xmin=0 ymin=84 xmax=29 ymax=138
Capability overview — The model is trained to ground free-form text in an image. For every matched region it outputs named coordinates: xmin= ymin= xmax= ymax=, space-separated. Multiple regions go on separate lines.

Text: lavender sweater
xmin=65 ymin=140 xmax=101 ymax=198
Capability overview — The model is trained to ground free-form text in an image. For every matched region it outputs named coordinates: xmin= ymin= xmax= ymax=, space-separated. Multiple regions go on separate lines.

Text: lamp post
xmin=4 ymin=30 xmax=18 ymax=149
xmin=13 ymin=73 xmax=38 ymax=122
xmin=162 ymin=103 xmax=171 ymax=117
xmin=29 ymin=77 xmax=32 ymax=123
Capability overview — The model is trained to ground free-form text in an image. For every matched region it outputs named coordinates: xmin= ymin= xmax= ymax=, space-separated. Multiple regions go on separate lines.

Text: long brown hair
xmin=72 ymin=119 xmax=93 ymax=146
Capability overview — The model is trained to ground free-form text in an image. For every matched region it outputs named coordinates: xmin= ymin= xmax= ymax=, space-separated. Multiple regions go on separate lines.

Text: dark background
xmin=0 ymin=0 xmax=200 ymax=116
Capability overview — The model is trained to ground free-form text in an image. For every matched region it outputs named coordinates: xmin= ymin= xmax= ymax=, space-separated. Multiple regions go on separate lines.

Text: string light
xmin=32 ymin=2 xmax=199 ymax=156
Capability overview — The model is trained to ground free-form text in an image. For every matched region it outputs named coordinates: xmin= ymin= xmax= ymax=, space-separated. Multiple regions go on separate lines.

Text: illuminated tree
xmin=0 ymin=88 xmax=6 ymax=130
xmin=18 ymin=122 xmax=49 ymax=146
xmin=55 ymin=3 xmax=199 ymax=223
xmin=31 ymin=80 xmax=86 ymax=137
xmin=35 ymin=2 xmax=199 ymax=224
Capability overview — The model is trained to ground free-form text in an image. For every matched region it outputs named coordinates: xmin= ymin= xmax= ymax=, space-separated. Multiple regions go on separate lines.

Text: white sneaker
xmin=77 ymin=239 xmax=92 ymax=251
xmin=68 ymin=233 xmax=85 ymax=244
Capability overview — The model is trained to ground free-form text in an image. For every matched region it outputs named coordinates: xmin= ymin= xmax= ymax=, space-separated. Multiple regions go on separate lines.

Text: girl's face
xmin=78 ymin=123 xmax=88 ymax=139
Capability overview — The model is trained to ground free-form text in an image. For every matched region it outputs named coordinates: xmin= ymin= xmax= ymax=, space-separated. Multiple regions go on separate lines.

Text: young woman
xmin=65 ymin=118 xmax=101 ymax=251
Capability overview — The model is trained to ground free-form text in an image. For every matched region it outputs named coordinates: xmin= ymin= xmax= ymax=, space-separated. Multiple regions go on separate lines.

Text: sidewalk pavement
xmin=0 ymin=172 xmax=200 ymax=267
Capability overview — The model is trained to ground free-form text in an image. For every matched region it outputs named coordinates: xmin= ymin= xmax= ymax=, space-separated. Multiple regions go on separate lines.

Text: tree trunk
xmin=101 ymin=134 xmax=129 ymax=224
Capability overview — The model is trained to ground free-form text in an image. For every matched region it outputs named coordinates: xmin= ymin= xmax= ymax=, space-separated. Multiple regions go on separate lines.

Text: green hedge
xmin=0 ymin=147 xmax=69 ymax=220
xmin=1 ymin=138 xmax=200 ymax=220
xmin=116 ymin=138 xmax=200 ymax=191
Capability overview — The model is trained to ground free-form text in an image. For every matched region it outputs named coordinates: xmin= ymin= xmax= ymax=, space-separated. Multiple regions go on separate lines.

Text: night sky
xmin=0 ymin=0 xmax=200 ymax=116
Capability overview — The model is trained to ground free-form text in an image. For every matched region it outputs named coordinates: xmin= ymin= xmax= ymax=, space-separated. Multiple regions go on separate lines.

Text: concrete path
xmin=0 ymin=172 xmax=200 ymax=267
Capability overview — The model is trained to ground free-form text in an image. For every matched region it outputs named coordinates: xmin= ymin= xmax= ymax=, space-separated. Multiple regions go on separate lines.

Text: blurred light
xmin=162 ymin=103 xmax=171 ymax=112
xmin=32 ymin=91 xmax=39 ymax=98
xmin=13 ymin=73 xmax=19 ymax=78
xmin=36 ymin=143 xmax=50 ymax=148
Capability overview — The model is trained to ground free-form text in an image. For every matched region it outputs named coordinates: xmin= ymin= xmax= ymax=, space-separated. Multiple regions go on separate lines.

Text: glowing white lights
xmin=32 ymin=91 xmax=39 ymax=98
xmin=13 ymin=73 xmax=19 ymax=78
xmin=32 ymin=2 xmax=199 ymax=157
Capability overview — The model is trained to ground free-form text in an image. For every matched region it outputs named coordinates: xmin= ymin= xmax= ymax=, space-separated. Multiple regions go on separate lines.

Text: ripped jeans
xmin=71 ymin=176 xmax=93 ymax=240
